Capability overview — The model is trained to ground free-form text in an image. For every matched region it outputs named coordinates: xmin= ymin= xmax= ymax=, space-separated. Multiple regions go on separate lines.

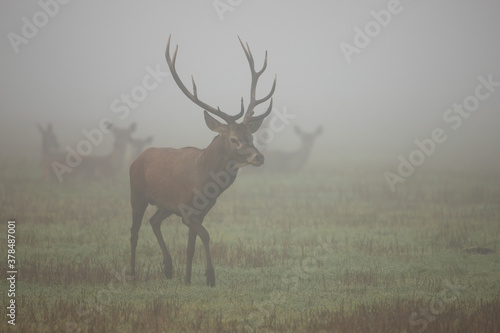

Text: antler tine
xmin=254 ymin=74 xmax=277 ymax=106
xmin=257 ymin=51 xmax=268 ymax=76
xmin=246 ymin=98 xmax=273 ymax=122
xmin=246 ymin=42 xmax=255 ymax=64
xmin=165 ymin=34 xmax=243 ymax=123
xmin=191 ymin=76 xmax=198 ymax=98
xmin=238 ymin=36 xmax=277 ymax=123
xmin=238 ymin=36 xmax=253 ymax=68
xmin=172 ymin=45 xmax=178 ymax=67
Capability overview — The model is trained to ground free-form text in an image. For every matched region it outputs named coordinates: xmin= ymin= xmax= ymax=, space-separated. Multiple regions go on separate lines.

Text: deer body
xmin=79 ymin=123 xmax=136 ymax=180
xmin=131 ymin=138 xmax=239 ymax=215
xmin=130 ymin=136 xmax=153 ymax=160
xmin=129 ymin=35 xmax=276 ymax=286
xmin=264 ymin=149 xmax=311 ymax=173
xmin=80 ymin=143 xmax=127 ymax=179
xmin=37 ymin=123 xmax=63 ymax=181
xmin=259 ymin=126 xmax=322 ymax=173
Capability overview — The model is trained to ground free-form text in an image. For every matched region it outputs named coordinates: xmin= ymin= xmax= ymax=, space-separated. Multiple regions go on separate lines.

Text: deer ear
xmin=204 ymin=111 xmax=226 ymax=133
xmin=104 ymin=121 xmax=114 ymax=131
xmin=246 ymin=117 xmax=265 ymax=134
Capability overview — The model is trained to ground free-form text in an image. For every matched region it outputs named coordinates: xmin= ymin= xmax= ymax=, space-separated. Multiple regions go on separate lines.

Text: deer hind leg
xmin=130 ymin=198 xmax=148 ymax=278
xmin=185 ymin=227 xmax=197 ymax=285
xmin=191 ymin=223 xmax=215 ymax=287
xmin=149 ymin=208 xmax=173 ymax=279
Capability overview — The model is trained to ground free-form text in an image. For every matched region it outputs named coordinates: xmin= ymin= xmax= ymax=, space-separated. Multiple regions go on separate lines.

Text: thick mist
xmin=1 ymin=0 xmax=499 ymax=175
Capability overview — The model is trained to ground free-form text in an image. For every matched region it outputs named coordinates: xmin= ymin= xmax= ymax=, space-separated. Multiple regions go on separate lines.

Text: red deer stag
xmin=129 ymin=35 xmax=276 ymax=286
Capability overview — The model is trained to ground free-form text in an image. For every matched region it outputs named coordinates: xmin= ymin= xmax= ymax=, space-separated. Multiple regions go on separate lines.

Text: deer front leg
xmin=130 ymin=199 xmax=148 ymax=279
xmin=185 ymin=227 xmax=197 ymax=285
xmin=191 ymin=223 xmax=215 ymax=287
xmin=150 ymin=209 xmax=173 ymax=279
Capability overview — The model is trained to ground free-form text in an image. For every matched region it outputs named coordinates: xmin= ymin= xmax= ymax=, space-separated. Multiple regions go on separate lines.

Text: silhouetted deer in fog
xmin=129 ymin=135 xmax=153 ymax=161
xmin=80 ymin=123 xmax=136 ymax=179
xmin=39 ymin=122 xmax=136 ymax=182
xmin=37 ymin=123 xmax=62 ymax=180
xmin=129 ymin=35 xmax=276 ymax=286
xmin=258 ymin=125 xmax=322 ymax=173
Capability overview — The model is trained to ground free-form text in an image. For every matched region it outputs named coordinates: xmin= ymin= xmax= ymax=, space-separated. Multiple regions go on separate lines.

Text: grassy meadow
xmin=1 ymin=158 xmax=500 ymax=332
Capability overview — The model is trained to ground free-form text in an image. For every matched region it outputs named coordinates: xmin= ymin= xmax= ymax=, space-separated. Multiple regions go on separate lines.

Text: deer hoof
xmin=128 ymin=272 xmax=137 ymax=282
xmin=206 ymin=269 xmax=215 ymax=287
xmin=163 ymin=259 xmax=173 ymax=279
xmin=164 ymin=268 xmax=173 ymax=279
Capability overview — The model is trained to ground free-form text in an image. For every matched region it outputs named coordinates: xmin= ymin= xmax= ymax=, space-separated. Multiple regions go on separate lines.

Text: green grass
xmin=1 ymin=160 xmax=500 ymax=332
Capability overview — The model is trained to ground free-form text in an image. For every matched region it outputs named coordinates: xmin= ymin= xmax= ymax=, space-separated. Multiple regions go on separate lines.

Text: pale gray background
xmin=1 ymin=0 xmax=499 ymax=173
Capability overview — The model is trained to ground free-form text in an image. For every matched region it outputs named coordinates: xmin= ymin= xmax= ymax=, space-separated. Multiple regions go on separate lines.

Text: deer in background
xmin=37 ymin=123 xmax=63 ymax=180
xmin=129 ymin=135 xmax=154 ymax=163
xmin=253 ymin=125 xmax=322 ymax=173
xmin=80 ymin=123 xmax=136 ymax=180
xmin=129 ymin=35 xmax=276 ymax=286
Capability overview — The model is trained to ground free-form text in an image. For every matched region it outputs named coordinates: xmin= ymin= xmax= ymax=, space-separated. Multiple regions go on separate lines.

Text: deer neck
xmin=41 ymin=141 xmax=51 ymax=161
xmin=291 ymin=141 xmax=313 ymax=167
xmin=41 ymin=140 xmax=59 ymax=162
xmin=106 ymin=143 xmax=128 ymax=172
xmin=197 ymin=135 xmax=238 ymax=189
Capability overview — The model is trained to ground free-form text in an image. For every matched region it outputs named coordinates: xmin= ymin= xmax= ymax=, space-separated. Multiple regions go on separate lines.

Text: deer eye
xmin=230 ymin=138 xmax=239 ymax=145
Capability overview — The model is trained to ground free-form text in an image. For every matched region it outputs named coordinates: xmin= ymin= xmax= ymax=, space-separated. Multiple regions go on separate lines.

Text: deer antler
xmin=165 ymin=35 xmax=244 ymax=124
xmin=238 ymin=36 xmax=277 ymax=123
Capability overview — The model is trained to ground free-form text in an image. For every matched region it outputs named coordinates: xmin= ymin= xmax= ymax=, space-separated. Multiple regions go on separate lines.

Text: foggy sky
xmin=1 ymin=0 xmax=499 ymax=171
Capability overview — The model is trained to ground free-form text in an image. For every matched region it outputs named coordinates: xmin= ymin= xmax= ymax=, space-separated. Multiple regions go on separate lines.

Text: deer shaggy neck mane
xmin=198 ymin=134 xmax=236 ymax=177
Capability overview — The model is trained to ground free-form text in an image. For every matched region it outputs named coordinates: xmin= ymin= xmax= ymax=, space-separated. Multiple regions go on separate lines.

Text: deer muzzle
xmin=249 ymin=152 xmax=265 ymax=166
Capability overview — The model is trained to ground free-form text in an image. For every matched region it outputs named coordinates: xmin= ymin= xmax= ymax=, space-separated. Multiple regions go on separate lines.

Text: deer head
xmin=165 ymin=35 xmax=276 ymax=167
xmin=130 ymin=135 xmax=154 ymax=159
xmin=294 ymin=126 xmax=323 ymax=149
xmin=37 ymin=123 xmax=60 ymax=150
xmin=105 ymin=122 xmax=136 ymax=149
xmin=37 ymin=123 xmax=60 ymax=161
